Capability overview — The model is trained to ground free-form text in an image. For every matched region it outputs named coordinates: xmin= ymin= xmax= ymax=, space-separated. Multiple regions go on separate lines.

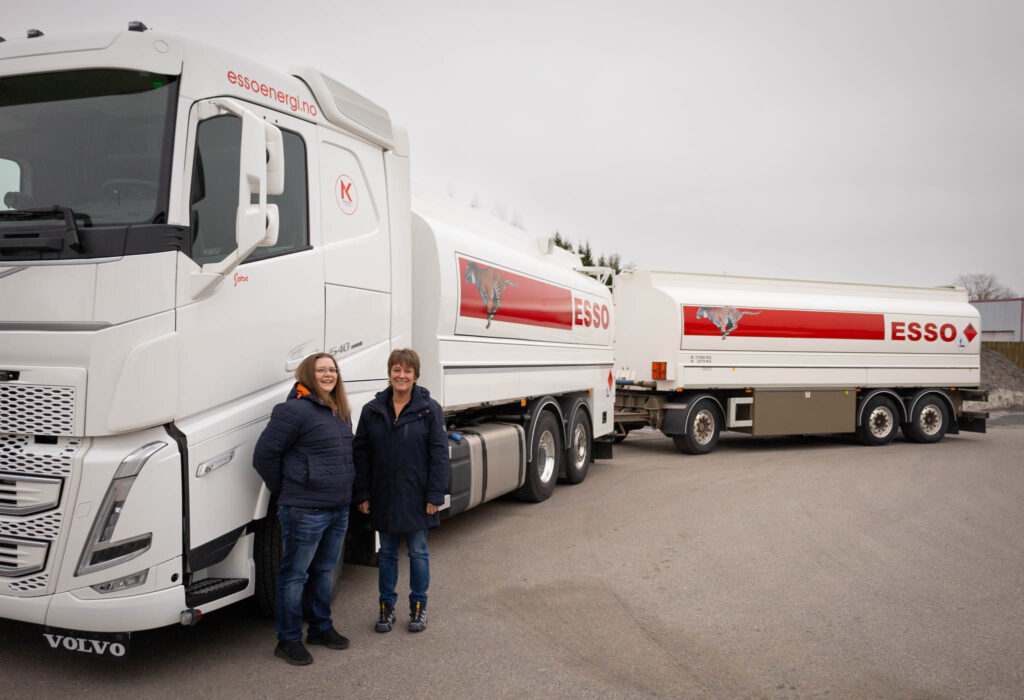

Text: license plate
xmin=42 ymin=627 xmax=131 ymax=658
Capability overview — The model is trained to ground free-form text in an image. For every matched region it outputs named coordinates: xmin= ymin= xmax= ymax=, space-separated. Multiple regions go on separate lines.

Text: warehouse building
xmin=972 ymin=298 xmax=1024 ymax=341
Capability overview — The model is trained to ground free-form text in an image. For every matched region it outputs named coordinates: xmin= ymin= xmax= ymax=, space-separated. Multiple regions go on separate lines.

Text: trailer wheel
xmin=515 ymin=411 xmax=562 ymax=502
xmin=903 ymin=396 xmax=949 ymax=444
xmin=562 ymin=411 xmax=592 ymax=484
xmin=672 ymin=398 xmax=721 ymax=455
xmin=857 ymin=395 xmax=899 ymax=446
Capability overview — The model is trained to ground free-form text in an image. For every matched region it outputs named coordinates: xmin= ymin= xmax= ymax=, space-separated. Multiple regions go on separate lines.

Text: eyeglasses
xmin=315 ymin=368 xmax=338 ymax=375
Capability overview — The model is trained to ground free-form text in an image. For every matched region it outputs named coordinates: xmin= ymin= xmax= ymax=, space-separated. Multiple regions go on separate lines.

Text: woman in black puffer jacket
xmin=253 ymin=352 xmax=354 ymax=666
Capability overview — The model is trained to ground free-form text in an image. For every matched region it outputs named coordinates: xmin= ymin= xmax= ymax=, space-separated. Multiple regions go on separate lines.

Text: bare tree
xmin=509 ymin=210 xmax=526 ymax=230
xmin=954 ymin=273 xmax=1017 ymax=300
xmin=469 ymin=193 xmax=481 ymax=209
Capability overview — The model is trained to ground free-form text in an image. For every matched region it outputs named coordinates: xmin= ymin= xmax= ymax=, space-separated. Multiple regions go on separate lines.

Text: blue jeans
xmin=275 ymin=505 xmax=349 ymax=642
xmin=378 ymin=530 xmax=429 ymax=609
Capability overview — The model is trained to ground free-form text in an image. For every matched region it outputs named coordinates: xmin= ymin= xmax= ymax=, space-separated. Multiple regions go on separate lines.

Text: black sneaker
xmin=375 ymin=602 xmax=395 ymax=633
xmin=409 ymin=602 xmax=427 ymax=632
xmin=274 ymin=640 xmax=313 ymax=666
xmin=306 ymin=626 xmax=350 ymax=650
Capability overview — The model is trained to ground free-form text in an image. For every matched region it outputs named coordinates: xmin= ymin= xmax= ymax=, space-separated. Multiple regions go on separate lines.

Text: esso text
xmin=574 ymin=298 xmax=611 ymax=330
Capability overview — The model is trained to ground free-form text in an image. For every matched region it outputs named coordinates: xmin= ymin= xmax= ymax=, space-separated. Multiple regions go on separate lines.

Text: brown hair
xmin=295 ymin=352 xmax=351 ymax=421
xmin=387 ymin=348 xmax=420 ymax=380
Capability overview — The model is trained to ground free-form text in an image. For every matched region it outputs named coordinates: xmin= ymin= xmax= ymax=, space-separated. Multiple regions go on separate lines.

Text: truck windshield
xmin=0 ymin=69 xmax=178 ymax=232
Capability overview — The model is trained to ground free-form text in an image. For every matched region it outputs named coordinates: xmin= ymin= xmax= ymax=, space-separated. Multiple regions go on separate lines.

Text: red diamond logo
xmin=963 ymin=323 xmax=977 ymax=343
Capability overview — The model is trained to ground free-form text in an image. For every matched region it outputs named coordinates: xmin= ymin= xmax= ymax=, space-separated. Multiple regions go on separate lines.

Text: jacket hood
xmin=286 ymin=382 xmax=330 ymax=408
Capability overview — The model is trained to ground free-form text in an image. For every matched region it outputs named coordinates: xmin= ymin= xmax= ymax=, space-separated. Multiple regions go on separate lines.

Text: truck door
xmin=318 ymin=126 xmax=392 ymax=408
xmin=174 ymin=102 xmax=324 ymax=565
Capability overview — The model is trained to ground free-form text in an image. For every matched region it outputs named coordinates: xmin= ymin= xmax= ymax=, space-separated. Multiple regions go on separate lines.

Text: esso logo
xmin=891 ymin=321 xmax=958 ymax=342
xmin=574 ymin=298 xmax=611 ymax=330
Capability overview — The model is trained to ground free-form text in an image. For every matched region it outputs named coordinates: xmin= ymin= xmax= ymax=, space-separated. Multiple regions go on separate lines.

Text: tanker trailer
xmin=612 ymin=270 xmax=987 ymax=453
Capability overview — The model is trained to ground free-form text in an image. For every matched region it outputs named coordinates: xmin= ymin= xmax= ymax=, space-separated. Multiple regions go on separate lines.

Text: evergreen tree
xmin=552 ymin=231 xmax=573 ymax=252
xmin=576 ymin=241 xmax=594 ymax=267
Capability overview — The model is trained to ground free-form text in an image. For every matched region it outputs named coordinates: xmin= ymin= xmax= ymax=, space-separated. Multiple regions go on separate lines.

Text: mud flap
xmin=957 ymin=411 xmax=988 ymax=434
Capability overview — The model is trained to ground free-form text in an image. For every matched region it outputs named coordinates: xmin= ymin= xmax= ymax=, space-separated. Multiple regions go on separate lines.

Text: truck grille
xmin=0 ymin=474 xmax=63 ymax=515
xmin=0 ymin=385 xmax=76 ymax=435
xmin=0 ymin=510 xmax=63 ymax=540
xmin=6 ymin=572 xmax=48 ymax=592
xmin=0 ymin=536 xmax=49 ymax=577
xmin=0 ymin=434 xmax=78 ymax=476
xmin=0 ymin=434 xmax=82 ymax=589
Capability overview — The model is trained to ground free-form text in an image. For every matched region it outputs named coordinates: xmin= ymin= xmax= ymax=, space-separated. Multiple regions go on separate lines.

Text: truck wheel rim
xmin=693 ymin=409 xmax=715 ymax=444
xmin=869 ymin=405 xmax=894 ymax=438
xmin=572 ymin=422 xmax=589 ymax=468
xmin=537 ymin=430 xmax=556 ymax=483
xmin=919 ymin=405 xmax=942 ymax=436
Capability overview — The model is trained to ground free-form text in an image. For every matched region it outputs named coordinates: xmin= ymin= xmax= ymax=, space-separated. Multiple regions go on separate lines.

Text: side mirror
xmin=236 ymin=104 xmax=282 ymax=254
xmin=191 ymin=98 xmax=284 ymax=298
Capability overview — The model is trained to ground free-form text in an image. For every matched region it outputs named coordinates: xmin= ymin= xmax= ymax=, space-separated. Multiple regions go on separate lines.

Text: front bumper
xmin=0 ymin=580 xmax=185 ymax=632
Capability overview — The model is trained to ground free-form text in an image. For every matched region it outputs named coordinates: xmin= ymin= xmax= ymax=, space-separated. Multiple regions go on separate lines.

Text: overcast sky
xmin=6 ymin=0 xmax=1022 ymax=294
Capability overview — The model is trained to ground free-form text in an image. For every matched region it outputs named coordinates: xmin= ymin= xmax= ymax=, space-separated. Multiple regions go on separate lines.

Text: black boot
xmin=274 ymin=640 xmax=313 ymax=666
xmin=306 ymin=626 xmax=350 ymax=650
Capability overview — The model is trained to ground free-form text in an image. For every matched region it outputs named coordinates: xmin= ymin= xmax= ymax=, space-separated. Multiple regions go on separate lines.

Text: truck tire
xmin=562 ymin=411 xmax=592 ymax=484
xmin=903 ymin=396 xmax=949 ymax=444
xmin=671 ymin=398 xmax=721 ymax=455
xmin=515 ymin=411 xmax=562 ymax=502
xmin=857 ymin=395 xmax=899 ymax=446
xmin=253 ymin=505 xmax=282 ymax=618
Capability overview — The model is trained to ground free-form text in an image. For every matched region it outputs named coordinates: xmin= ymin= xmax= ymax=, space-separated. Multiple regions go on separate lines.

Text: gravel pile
xmin=978 ymin=347 xmax=1024 ymax=409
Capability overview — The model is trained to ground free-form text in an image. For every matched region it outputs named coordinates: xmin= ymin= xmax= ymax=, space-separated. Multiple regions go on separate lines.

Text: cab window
xmin=189 ymin=115 xmax=308 ymax=265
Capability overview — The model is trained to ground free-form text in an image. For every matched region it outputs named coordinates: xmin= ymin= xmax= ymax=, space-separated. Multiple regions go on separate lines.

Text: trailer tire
xmin=515 ymin=411 xmax=562 ymax=502
xmin=903 ymin=396 xmax=949 ymax=444
xmin=857 ymin=395 xmax=899 ymax=446
xmin=562 ymin=411 xmax=592 ymax=484
xmin=672 ymin=398 xmax=721 ymax=455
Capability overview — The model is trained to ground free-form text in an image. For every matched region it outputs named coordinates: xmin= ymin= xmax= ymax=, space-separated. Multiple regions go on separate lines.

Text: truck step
xmin=185 ymin=577 xmax=249 ymax=607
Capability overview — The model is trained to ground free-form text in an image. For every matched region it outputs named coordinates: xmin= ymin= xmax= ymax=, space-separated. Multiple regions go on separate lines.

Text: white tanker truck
xmin=0 ymin=26 xmax=614 ymax=656
xmin=0 ymin=25 xmax=987 ymax=658
xmin=612 ymin=270 xmax=987 ymax=453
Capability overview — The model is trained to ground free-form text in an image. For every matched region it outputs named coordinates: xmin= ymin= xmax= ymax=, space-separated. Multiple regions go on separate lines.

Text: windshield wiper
xmin=0 ymin=205 xmax=87 ymax=252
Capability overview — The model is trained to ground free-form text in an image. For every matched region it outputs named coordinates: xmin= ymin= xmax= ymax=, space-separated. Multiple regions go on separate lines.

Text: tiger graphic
xmin=695 ymin=305 xmax=762 ymax=339
xmin=465 ymin=261 xmax=517 ymax=328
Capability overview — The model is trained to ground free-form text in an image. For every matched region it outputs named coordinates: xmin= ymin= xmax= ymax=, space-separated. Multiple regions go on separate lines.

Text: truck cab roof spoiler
xmin=291 ymin=67 xmax=406 ymax=155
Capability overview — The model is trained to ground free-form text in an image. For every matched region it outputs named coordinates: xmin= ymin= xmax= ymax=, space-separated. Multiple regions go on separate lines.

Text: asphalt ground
xmin=2 ymin=413 xmax=1023 ymax=699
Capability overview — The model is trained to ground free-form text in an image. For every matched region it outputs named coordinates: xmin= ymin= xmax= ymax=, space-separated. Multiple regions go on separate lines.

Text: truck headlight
xmin=75 ymin=442 xmax=165 ymax=576
xmin=91 ymin=569 xmax=148 ymax=594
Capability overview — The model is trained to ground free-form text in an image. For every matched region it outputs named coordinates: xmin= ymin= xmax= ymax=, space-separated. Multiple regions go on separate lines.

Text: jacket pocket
xmin=307 ymin=456 xmax=345 ymax=493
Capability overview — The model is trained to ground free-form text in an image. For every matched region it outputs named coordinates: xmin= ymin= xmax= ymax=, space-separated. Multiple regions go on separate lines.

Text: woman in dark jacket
xmin=253 ymin=352 xmax=354 ymax=666
xmin=354 ymin=348 xmax=449 ymax=634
